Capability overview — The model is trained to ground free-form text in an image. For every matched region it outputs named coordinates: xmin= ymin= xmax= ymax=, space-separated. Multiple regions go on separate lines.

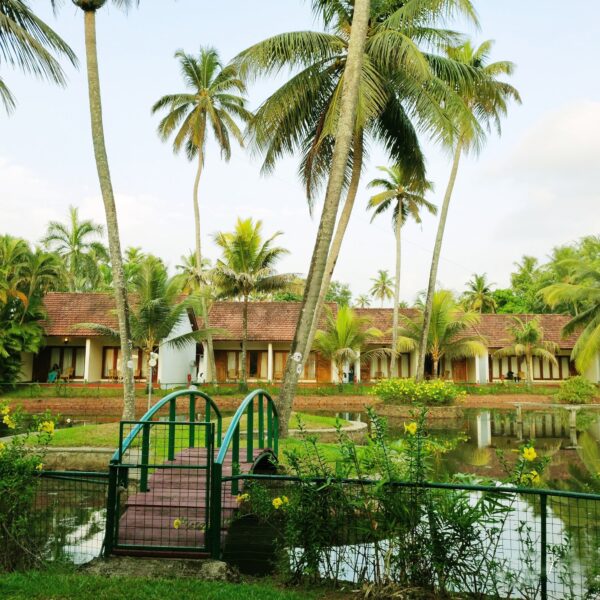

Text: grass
xmin=39 ymin=412 xmax=350 ymax=449
xmin=457 ymin=383 xmax=559 ymax=396
xmin=0 ymin=572 xmax=323 ymax=600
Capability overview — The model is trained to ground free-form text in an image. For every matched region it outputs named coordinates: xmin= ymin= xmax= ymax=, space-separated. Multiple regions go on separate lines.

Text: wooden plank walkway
xmin=114 ymin=447 xmax=270 ymax=557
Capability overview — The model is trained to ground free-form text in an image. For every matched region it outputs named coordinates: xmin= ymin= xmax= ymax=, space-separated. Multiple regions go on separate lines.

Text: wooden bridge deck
xmin=114 ymin=447 xmax=270 ymax=557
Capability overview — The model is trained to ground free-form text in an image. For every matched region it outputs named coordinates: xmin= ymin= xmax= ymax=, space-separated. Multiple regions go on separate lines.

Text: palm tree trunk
xmin=416 ymin=137 xmax=464 ymax=381
xmin=301 ymin=133 xmax=364 ymax=366
xmin=526 ymin=354 xmax=534 ymax=386
xmin=277 ymin=0 xmax=371 ymax=437
xmin=433 ymin=357 xmax=439 ymax=379
xmin=240 ymin=295 xmax=248 ymax=392
xmin=391 ymin=204 xmax=402 ymax=378
xmin=82 ymin=9 xmax=135 ymax=420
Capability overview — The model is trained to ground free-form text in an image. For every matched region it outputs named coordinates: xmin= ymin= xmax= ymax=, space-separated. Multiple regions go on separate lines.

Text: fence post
xmin=205 ymin=398 xmax=211 ymax=448
xmin=246 ymin=401 xmax=254 ymax=463
xmin=103 ymin=465 xmax=118 ymax=556
xmin=189 ymin=393 xmax=196 ymax=448
xmin=258 ymin=393 xmax=264 ymax=449
xmin=210 ymin=461 xmax=222 ymax=558
xmin=140 ymin=423 xmax=150 ymax=492
xmin=168 ymin=398 xmax=176 ymax=461
xmin=232 ymin=424 xmax=240 ymax=496
xmin=267 ymin=402 xmax=273 ymax=448
xmin=540 ymin=493 xmax=548 ymax=600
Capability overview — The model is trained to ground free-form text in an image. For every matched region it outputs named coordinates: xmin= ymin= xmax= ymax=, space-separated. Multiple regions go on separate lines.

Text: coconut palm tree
xmin=493 ymin=317 xmax=558 ymax=385
xmin=0 ymin=0 xmax=76 ymax=113
xmin=541 ymin=264 xmax=600 ymax=373
xmin=152 ymin=47 xmax=252 ymax=384
xmin=212 ymin=218 xmax=291 ymax=391
xmin=397 ymin=290 xmax=487 ymax=379
xmin=237 ymin=0 xmax=479 ymax=390
xmin=50 ymin=0 xmax=140 ymax=419
xmin=42 ymin=206 xmax=108 ymax=291
xmin=313 ymin=305 xmax=381 ymax=387
xmin=355 ymin=294 xmax=372 ymax=308
xmin=461 ymin=273 xmax=497 ymax=313
xmin=416 ymin=40 xmax=521 ymax=380
xmin=367 ymin=165 xmax=436 ymax=375
xmin=370 ymin=270 xmax=394 ymax=307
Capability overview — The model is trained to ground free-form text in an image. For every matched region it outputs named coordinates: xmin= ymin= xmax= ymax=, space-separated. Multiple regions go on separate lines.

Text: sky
xmin=1 ymin=1 xmax=599 ymax=306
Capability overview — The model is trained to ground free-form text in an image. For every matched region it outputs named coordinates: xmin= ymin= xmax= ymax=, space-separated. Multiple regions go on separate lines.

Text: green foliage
xmin=324 ymin=281 xmax=352 ymax=307
xmin=556 ymin=376 xmax=598 ymax=405
xmin=371 ymin=377 xmax=465 ymax=405
xmin=369 ymin=269 xmax=394 ymax=307
xmin=0 ymin=401 xmax=55 ymax=571
xmin=491 ymin=288 xmax=532 ymax=314
xmin=461 ymin=273 xmax=497 ymax=313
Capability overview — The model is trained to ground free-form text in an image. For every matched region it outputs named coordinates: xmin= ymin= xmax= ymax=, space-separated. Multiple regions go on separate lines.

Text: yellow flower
xmin=522 ymin=447 xmax=537 ymax=462
xmin=36 ymin=463 xmax=43 ymax=472
xmin=38 ymin=420 xmax=55 ymax=434
xmin=272 ymin=497 xmax=283 ymax=510
xmin=1 ymin=405 xmax=9 ymax=416
xmin=281 ymin=495 xmax=289 ymax=504
xmin=530 ymin=470 xmax=541 ymax=485
xmin=2 ymin=415 xmax=16 ymax=429
xmin=236 ymin=493 xmax=250 ymax=504
xmin=404 ymin=422 xmax=418 ymax=436
xmin=0 ymin=442 xmax=6 ymax=453
xmin=173 ymin=518 xmax=182 ymax=530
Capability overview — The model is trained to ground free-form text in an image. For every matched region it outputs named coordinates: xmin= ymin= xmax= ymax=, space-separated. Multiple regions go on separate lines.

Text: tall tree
xmin=313 ymin=305 xmax=381 ymax=386
xmin=212 ymin=218 xmax=291 ymax=391
xmin=492 ymin=316 xmax=558 ymax=385
xmin=542 ymin=264 xmax=600 ymax=374
xmin=52 ymin=0 xmax=141 ymax=419
xmin=369 ymin=269 xmax=394 ymax=307
xmin=461 ymin=273 xmax=497 ymax=313
xmin=237 ymin=0 xmax=478 ymax=384
xmin=355 ymin=294 xmax=372 ymax=308
xmin=0 ymin=0 xmax=75 ymax=113
xmin=152 ymin=47 xmax=252 ymax=384
xmin=42 ymin=206 xmax=108 ymax=291
xmin=397 ymin=289 xmax=487 ymax=379
xmin=416 ymin=40 xmax=521 ymax=380
xmin=367 ymin=164 xmax=436 ymax=374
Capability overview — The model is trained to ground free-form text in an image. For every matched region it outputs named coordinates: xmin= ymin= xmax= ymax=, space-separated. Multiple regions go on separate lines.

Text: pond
xmin=321 ymin=405 xmax=600 ymax=493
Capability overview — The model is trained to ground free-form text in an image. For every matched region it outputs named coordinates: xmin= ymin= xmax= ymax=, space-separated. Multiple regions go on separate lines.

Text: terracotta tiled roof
xmin=202 ymin=301 xmax=338 ymax=342
xmin=42 ymin=292 xmax=118 ymax=336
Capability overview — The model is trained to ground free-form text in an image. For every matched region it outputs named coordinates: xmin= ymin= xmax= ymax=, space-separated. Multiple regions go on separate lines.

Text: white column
xmin=84 ymin=338 xmax=92 ymax=382
xmin=267 ymin=343 xmax=273 ymax=381
xmin=331 ymin=360 xmax=338 ymax=383
xmin=354 ymin=351 xmax=361 ymax=383
xmin=201 ymin=342 xmax=210 ymax=382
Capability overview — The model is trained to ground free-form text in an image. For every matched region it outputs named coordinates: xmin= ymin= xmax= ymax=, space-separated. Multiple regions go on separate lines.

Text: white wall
xmin=19 ymin=352 xmax=33 ymax=381
xmin=158 ymin=317 xmax=196 ymax=388
xmin=583 ymin=352 xmax=600 ymax=383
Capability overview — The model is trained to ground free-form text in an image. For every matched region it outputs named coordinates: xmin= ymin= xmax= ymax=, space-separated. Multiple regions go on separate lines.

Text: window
xmin=47 ymin=346 xmax=85 ymax=378
xmin=103 ymin=347 xmax=144 ymax=379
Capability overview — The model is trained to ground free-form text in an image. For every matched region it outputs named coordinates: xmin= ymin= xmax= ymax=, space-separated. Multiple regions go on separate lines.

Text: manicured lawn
xmin=40 ymin=412 xmax=350 ymax=449
xmin=0 ymin=572 xmax=321 ymax=600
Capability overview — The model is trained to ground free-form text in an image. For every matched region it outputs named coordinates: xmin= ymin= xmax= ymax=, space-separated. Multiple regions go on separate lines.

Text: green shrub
xmin=556 ymin=376 xmax=598 ymax=404
xmin=370 ymin=378 xmax=465 ymax=406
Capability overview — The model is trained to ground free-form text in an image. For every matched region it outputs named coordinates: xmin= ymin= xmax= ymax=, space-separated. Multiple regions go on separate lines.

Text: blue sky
xmin=1 ymin=1 xmax=599 ymax=304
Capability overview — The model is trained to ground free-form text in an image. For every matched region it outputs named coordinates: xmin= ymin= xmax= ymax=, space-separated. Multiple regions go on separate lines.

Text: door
xmin=452 ymin=358 xmax=468 ymax=382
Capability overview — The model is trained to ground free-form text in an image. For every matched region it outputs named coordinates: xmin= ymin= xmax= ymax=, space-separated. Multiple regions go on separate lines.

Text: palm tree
xmin=237 ymin=0 xmax=479 ymax=392
xmin=368 ymin=165 xmax=436 ymax=375
xmin=79 ymin=257 xmax=210 ymax=393
xmin=493 ymin=317 xmax=558 ymax=385
xmin=152 ymin=47 xmax=252 ymax=385
xmin=461 ymin=273 xmax=497 ymax=313
xmin=397 ymin=290 xmax=487 ymax=379
xmin=416 ymin=40 xmax=521 ymax=380
xmin=50 ymin=0 xmax=140 ymax=419
xmin=541 ymin=265 xmax=600 ymax=373
xmin=355 ymin=294 xmax=372 ymax=308
xmin=0 ymin=0 xmax=76 ymax=113
xmin=370 ymin=270 xmax=394 ymax=307
xmin=313 ymin=305 xmax=381 ymax=387
xmin=212 ymin=218 xmax=291 ymax=391
xmin=174 ymin=253 xmax=212 ymax=294
xmin=42 ymin=206 xmax=108 ymax=291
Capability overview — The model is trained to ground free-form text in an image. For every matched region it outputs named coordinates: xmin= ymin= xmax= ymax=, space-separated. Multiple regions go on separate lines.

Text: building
xmin=18 ymin=293 xmax=600 ymax=385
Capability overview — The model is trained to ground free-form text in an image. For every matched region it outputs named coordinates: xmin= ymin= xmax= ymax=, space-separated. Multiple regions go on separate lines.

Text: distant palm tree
xmin=42 ymin=206 xmax=108 ymax=292
xmin=493 ymin=317 xmax=558 ymax=385
xmin=0 ymin=0 xmax=75 ymax=113
xmin=368 ymin=165 xmax=436 ymax=375
xmin=313 ymin=305 xmax=381 ymax=387
xmin=212 ymin=218 xmax=291 ymax=391
xmin=462 ymin=273 xmax=497 ymax=313
xmin=355 ymin=294 xmax=372 ymax=309
xmin=398 ymin=290 xmax=487 ymax=379
xmin=370 ymin=270 xmax=395 ymax=308
xmin=542 ymin=265 xmax=600 ymax=373
xmin=174 ymin=253 xmax=212 ymax=295
xmin=416 ymin=40 xmax=521 ymax=380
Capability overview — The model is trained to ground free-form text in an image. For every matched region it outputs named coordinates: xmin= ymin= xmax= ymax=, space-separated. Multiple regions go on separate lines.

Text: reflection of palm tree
xmin=368 ymin=165 xmax=436 ymax=374
xmin=461 ymin=273 xmax=497 ymax=313
xmin=417 ymin=40 xmax=521 ymax=380
xmin=370 ymin=270 xmax=394 ymax=308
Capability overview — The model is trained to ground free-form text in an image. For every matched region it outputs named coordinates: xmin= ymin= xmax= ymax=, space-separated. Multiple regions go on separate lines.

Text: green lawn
xmin=41 ymin=412 xmax=350 ymax=449
xmin=0 ymin=572 xmax=322 ymax=600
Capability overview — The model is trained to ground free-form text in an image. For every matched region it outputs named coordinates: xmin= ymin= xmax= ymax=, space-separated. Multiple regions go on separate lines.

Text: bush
xmin=370 ymin=378 xmax=465 ymax=406
xmin=556 ymin=376 xmax=598 ymax=404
